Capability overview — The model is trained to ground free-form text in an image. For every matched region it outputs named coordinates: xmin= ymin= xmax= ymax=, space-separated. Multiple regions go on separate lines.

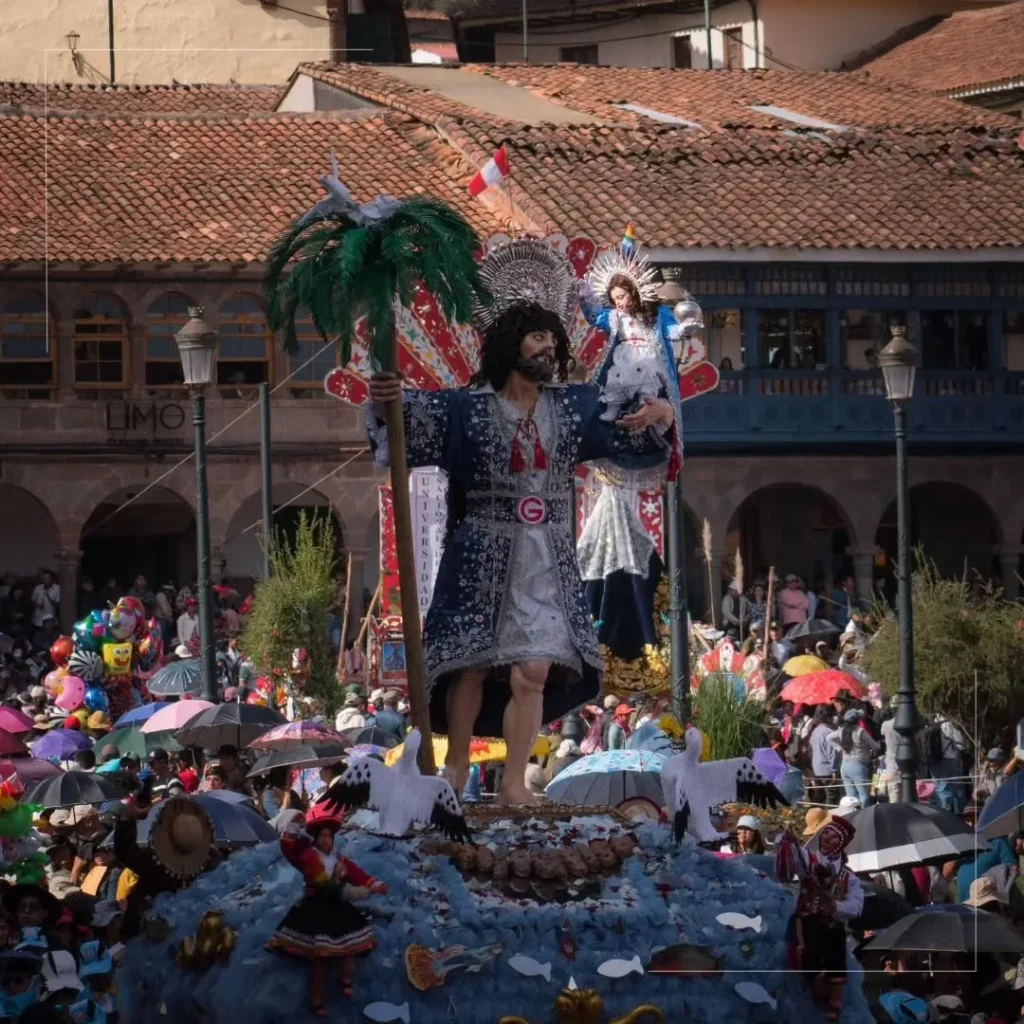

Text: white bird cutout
xmin=314 ymin=728 xmax=471 ymax=843
xmin=661 ymin=726 xmax=789 ymax=843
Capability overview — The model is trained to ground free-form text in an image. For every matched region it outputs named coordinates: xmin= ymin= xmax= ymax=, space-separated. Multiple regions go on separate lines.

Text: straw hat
xmin=148 ymin=797 xmax=214 ymax=881
xmin=87 ymin=712 xmax=112 ymax=732
xmin=802 ymin=806 xmax=832 ymax=837
xmin=964 ymin=875 xmax=1004 ymax=909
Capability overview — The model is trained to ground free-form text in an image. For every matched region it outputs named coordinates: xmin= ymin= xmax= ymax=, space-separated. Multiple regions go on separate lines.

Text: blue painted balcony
xmin=681 ymin=369 xmax=1024 ymax=450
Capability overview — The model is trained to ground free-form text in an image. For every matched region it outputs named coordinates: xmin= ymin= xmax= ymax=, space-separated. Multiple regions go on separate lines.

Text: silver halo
xmin=475 ymin=238 xmax=578 ymax=331
xmin=586 ymin=247 xmax=661 ymax=307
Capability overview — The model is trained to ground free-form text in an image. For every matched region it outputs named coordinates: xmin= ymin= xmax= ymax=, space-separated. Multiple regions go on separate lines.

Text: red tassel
xmin=533 ymin=433 xmax=547 ymax=470
xmin=509 ymin=435 xmax=526 ymax=474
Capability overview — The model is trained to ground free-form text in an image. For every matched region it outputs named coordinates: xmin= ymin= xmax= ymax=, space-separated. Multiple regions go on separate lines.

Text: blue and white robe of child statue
xmin=579 ymin=302 xmax=683 ymax=662
xmin=365 ymin=381 xmax=673 ymax=738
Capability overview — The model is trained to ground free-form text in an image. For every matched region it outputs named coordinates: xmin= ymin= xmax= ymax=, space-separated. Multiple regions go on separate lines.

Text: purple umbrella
xmin=30 ymin=730 xmax=92 ymax=761
xmin=0 ymin=758 xmax=62 ymax=788
xmin=751 ymin=747 xmax=787 ymax=788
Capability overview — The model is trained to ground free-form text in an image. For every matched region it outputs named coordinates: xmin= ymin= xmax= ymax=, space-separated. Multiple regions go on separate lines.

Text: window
xmin=841 ymin=310 xmax=907 ymax=395
xmin=1004 ymin=310 xmax=1024 ymax=371
xmin=757 ymin=309 xmax=826 ymax=368
xmin=145 ymin=293 xmax=192 ymax=392
xmin=288 ymin=312 xmax=338 ymax=398
xmin=72 ymin=294 xmax=128 ymax=389
xmin=218 ymin=294 xmax=271 ymax=396
xmin=560 ymin=44 xmax=598 ymax=65
xmin=920 ymin=311 xmax=989 ymax=371
xmin=723 ymin=27 xmax=743 ymax=70
xmin=672 ymin=35 xmax=692 ymax=69
xmin=0 ymin=294 xmax=55 ymax=396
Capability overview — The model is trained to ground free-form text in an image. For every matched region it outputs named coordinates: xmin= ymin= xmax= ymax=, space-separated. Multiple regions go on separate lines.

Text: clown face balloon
xmin=116 ymin=597 xmax=145 ymax=628
xmin=107 ymin=606 xmax=137 ymax=642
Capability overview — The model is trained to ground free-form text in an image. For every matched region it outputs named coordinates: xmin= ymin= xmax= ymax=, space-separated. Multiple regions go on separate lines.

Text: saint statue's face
xmin=609 ymin=285 xmax=635 ymax=313
xmin=516 ymin=329 xmax=557 ymax=383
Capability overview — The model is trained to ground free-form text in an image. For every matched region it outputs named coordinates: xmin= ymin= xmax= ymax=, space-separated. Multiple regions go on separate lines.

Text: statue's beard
xmin=516 ymin=354 xmax=555 ymax=383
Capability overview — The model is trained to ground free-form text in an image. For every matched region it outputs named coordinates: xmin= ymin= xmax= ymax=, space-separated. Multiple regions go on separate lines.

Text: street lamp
xmin=176 ymin=307 xmax=219 ymax=703
xmin=878 ymin=324 xmax=918 ymax=802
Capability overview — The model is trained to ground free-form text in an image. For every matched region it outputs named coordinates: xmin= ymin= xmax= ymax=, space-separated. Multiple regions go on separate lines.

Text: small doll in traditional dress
xmin=775 ymin=816 xmax=864 ymax=1021
xmin=267 ymin=813 xmax=387 ymax=1016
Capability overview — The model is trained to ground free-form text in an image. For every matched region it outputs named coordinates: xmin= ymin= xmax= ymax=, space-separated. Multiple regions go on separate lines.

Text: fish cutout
xmin=508 ymin=955 xmax=552 ymax=981
xmin=597 ymin=955 xmax=644 ymax=979
xmin=716 ymin=912 xmax=763 ymax=933
xmin=734 ymin=982 xmax=777 ymax=1010
xmin=648 ymin=943 xmax=723 ymax=978
xmin=364 ymin=1002 xmax=411 ymax=1023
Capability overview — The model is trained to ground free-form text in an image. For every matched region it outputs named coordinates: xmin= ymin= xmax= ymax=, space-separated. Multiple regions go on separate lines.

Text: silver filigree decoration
xmin=475 ymin=238 xmax=578 ymax=331
xmin=586 ymin=247 xmax=661 ymax=307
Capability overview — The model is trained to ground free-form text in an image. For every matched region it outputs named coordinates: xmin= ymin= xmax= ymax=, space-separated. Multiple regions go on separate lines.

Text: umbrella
xmin=780 ymin=669 xmax=865 ymax=704
xmin=625 ymin=722 xmax=675 ymax=755
xmin=0 ymin=708 xmax=35 ymax=735
xmin=140 ymin=700 xmax=214 ymax=735
xmin=200 ymin=789 xmax=255 ymax=807
xmin=176 ymin=703 xmax=285 ymax=750
xmin=30 ymin=730 xmax=91 ymax=761
xmin=341 ymin=726 xmax=401 ymax=751
xmin=751 ymin=747 xmax=787 ymax=787
xmin=852 ymin=882 xmax=915 ymax=934
xmin=807 ymin=802 xmax=984 ymax=872
xmin=545 ymin=750 xmax=667 ymax=808
xmin=114 ymin=703 xmax=169 ymax=728
xmin=784 ymin=618 xmax=841 ymax=642
xmin=249 ymin=721 xmax=346 ymax=751
xmin=104 ymin=726 xmax=182 ymax=758
xmin=247 ymin=744 xmax=348 ymax=778
xmin=0 ymin=731 xmax=28 ymax=757
xmin=0 ymin=759 xmax=62 ymax=789
xmin=146 ymin=660 xmax=202 ymax=697
xmin=345 ymin=744 xmax=389 ymax=759
xmin=781 ymin=655 xmax=828 ymax=677
xmin=865 ymin=904 xmax=1024 ymax=955
xmin=23 ymin=770 xmax=126 ymax=809
xmin=131 ymin=793 xmax=276 ymax=847
xmin=976 ymin=773 xmax=1024 ymax=839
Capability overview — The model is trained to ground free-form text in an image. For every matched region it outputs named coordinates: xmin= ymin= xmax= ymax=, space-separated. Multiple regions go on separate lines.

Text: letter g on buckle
xmin=516 ymin=495 xmax=547 ymax=525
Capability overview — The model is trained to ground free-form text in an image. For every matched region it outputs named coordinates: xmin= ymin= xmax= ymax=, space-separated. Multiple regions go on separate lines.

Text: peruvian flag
xmin=468 ymin=144 xmax=510 ymax=196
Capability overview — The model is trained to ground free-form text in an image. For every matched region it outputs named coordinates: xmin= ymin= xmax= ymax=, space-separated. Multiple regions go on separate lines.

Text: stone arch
xmin=875 ymin=481 xmax=1002 ymax=589
xmin=0 ymin=483 xmax=61 ymax=578
xmin=79 ymin=485 xmax=196 ymax=592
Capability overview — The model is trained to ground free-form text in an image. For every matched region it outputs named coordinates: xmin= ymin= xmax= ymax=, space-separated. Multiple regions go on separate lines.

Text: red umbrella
xmin=0 ymin=730 xmax=29 ymax=757
xmin=780 ymin=669 xmax=866 ymax=704
xmin=0 ymin=708 xmax=35 ymax=735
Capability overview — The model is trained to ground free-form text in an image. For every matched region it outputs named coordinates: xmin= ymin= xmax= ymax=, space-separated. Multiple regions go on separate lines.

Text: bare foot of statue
xmin=443 ymin=761 xmax=469 ymax=798
xmin=494 ymin=785 xmax=542 ymax=807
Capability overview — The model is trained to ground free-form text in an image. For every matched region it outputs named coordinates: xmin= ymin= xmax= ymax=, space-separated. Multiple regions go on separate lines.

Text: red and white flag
xmin=468 ymin=144 xmax=510 ymax=196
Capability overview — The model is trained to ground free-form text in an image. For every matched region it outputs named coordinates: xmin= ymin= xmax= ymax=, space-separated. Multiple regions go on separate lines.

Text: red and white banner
xmin=468 ymin=144 xmax=510 ymax=197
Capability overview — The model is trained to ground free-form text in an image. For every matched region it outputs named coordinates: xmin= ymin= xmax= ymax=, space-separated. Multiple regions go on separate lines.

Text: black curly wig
xmin=470 ymin=300 xmax=574 ymax=392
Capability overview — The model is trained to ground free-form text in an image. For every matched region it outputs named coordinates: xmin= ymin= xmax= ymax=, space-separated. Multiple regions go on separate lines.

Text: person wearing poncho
xmin=776 ymin=815 xmax=864 ymax=1021
xmin=266 ymin=814 xmax=386 ymax=1016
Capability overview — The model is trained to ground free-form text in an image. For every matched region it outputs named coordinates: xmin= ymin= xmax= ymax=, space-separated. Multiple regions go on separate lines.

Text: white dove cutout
xmin=661 ymin=726 xmax=789 ymax=843
xmin=314 ymin=728 xmax=471 ymax=843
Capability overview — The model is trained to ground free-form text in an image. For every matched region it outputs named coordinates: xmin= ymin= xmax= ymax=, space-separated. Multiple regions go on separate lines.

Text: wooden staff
xmin=335 ymin=551 xmax=355 ymax=684
xmin=762 ymin=566 xmax=776 ymax=663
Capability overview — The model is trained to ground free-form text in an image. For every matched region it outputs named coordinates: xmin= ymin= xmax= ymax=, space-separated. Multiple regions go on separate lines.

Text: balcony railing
xmin=682 ymin=369 xmax=1024 ymax=447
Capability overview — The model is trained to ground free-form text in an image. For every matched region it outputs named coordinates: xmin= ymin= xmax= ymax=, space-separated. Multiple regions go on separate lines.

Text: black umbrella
xmin=247 ymin=744 xmax=348 ymax=778
xmin=176 ymin=703 xmax=285 ymax=750
xmin=785 ymin=618 xmax=841 ymax=642
xmin=146 ymin=659 xmax=203 ymax=697
xmin=852 ymin=882 xmax=915 ymax=933
xmin=340 ymin=726 xmax=400 ymax=750
xmin=865 ymin=905 xmax=1024 ymax=954
xmin=23 ymin=771 xmax=127 ymax=809
xmin=806 ymin=802 xmax=983 ymax=872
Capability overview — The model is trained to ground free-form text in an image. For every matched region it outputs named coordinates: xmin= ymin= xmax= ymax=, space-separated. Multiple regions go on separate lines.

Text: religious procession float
xmin=113 ymin=163 xmax=874 ymax=1023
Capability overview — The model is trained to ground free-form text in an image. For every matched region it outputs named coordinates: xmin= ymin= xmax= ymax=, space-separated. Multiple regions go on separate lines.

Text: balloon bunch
xmin=46 ymin=596 xmax=165 ymax=721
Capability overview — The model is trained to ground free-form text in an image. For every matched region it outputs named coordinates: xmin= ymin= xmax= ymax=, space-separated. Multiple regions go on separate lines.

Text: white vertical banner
xmin=410 ymin=467 xmax=448 ymax=623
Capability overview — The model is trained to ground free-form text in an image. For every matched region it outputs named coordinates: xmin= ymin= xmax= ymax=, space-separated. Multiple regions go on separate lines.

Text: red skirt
xmin=267 ymin=888 xmax=376 ymax=961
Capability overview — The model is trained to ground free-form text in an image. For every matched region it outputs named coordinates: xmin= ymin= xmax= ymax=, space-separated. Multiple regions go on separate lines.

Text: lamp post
xmin=878 ymin=324 xmax=919 ymax=802
xmin=176 ymin=307 xmax=219 ymax=704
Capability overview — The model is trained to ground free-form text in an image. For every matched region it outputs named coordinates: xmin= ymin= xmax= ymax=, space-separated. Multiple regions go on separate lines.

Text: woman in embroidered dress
xmin=366 ymin=247 xmax=676 ymax=806
xmin=267 ymin=815 xmax=387 ymax=1015
xmin=775 ymin=816 xmax=864 ymax=1021
xmin=578 ymin=251 xmax=702 ymax=661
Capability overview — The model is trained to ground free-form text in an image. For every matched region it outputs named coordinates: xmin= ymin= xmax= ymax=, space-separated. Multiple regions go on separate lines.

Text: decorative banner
xmin=575 ymin=469 xmax=664 ymax=558
xmin=378 ymin=469 xmax=448 ymax=623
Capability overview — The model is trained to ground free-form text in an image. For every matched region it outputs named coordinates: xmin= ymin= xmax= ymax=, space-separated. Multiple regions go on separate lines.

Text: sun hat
xmin=343 ymin=693 xmax=362 ymax=708
xmin=803 ymin=806 xmax=832 ymax=837
xmin=879 ymin=992 xmax=929 ymax=1024
xmin=736 ymin=815 xmax=762 ymax=832
xmin=28 ymin=686 xmax=46 ymax=702
xmin=49 ymin=806 xmax=96 ymax=829
xmin=603 ymin=695 xmax=619 ymax=710
xmin=32 ymin=714 xmax=57 ymax=731
xmin=78 ymin=939 xmax=114 ymax=978
xmin=174 ymin=644 xmax=191 ymax=659
xmin=304 ymin=802 xmax=342 ymax=836
xmin=818 ymin=816 xmax=856 ymax=859
xmin=40 ymin=950 xmax=83 ymax=995
xmin=964 ymin=875 xmax=1004 ymax=909
xmin=147 ymin=797 xmax=214 ymax=880
xmin=614 ymin=703 xmax=632 ymax=718
xmin=929 ymin=995 xmax=964 ymax=1020
xmin=836 ymin=796 xmax=861 ymax=817
xmin=2 ymin=885 xmax=60 ymax=927
xmin=87 ymin=712 xmax=112 ymax=732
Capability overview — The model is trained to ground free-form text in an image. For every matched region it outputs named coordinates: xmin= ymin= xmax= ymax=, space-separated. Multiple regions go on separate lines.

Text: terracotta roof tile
xmin=0 ymin=111 xmax=502 ymax=265
xmin=0 ymin=81 xmax=285 ymax=115
xmin=860 ymin=1 xmax=1024 ymax=96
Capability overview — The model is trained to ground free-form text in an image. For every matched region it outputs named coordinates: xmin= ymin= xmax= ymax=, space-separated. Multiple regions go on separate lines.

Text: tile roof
xmin=860 ymin=1 xmax=1024 ymax=97
xmin=445 ymin=119 xmax=1024 ymax=251
xmin=0 ymin=111 xmax=503 ymax=265
xmin=0 ymin=81 xmax=286 ymax=116
xmin=467 ymin=64 xmax=1017 ymax=130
